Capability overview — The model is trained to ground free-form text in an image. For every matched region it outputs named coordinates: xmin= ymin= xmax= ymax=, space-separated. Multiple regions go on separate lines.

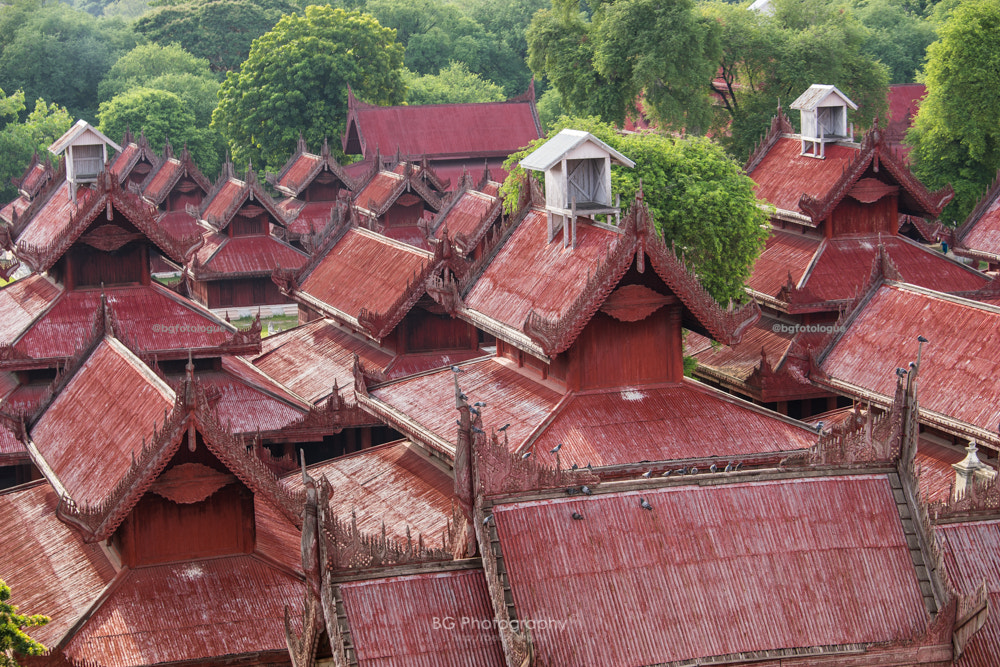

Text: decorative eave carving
xmin=218 ymin=312 xmax=262 ymax=355
xmin=745 ymin=107 xmax=795 ymax=174
xmin=275 ymin=202 xmax=353 ymax=297
xmin=111 ymin=131 xmax=162 ymax=186
xmin=356 ymin=265 xmax=433 ymax=341
xmin=200 ymin=161 xmax=294 ymax=232
xmin=285 ymin=391 xmax=345 ymax=438
xmin=904 ymin=214 xmax=952 ymax=246
xmin=354 ymin=162 xmax=445 ymax=220
xmin=269 ymin=136 xmax=358 ymax=200
xmin=13 ymin=151 xmax=55 ymax=199
xmin=425 ymin=268 xmax=465 ymax=316
xmin=473 ymin=427 xmax=599 ymax=499
xmin=140 ymin=144 xmax=212 ymax=206
xmin=10 ymin=159 xmax=67 ymax=241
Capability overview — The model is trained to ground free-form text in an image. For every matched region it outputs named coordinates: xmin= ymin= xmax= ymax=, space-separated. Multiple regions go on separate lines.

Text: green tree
xmin=527 ymin=0 xmax=720 ymax=131
xmin=135 ymin=0 xmax=296 ymax=72
xmin=98 ymin=87 xmax=223 ymax=176
xmin=212 ymin=6 xmax=405 ymax=171
xmin=502 ymin=117 xmax=769 ymax=303
xmin=0 ymin=2 xmax=137 ymax=122
xmin=907 ymin=0 xmax=1000 ymax=224
xmin=0 ymin=578 xmax=49 ymax=667
xmin=703 ymin=0 xmax=889 ymax=160
xmin=406 ymin=63 xmax=506 ymax=105
xmin=0 ymin=91 xmax=72 ymax=203
xmin=97 ymin=43 xmax=217 ymax=103
xmin=848 ymin=0 xmax=937 ymax=83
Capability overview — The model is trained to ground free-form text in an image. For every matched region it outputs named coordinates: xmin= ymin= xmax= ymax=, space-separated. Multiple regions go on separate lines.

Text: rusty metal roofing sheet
xmin=156 ymin=209 xmax=203 ymax=241
xmin=803 ymin=235 xmax=986 ymax=302
xmin=252 ymin=319 xmax=393 ymax=404
xmin=142 ymin=158 xmax=180 ymax=202
xmin=299 ymin=228 xmax=431 ymax=320
xmin=0 ymin=194 xmax=29 ymax=224
xmin=282 ymin=441 xmax=453 ymax=543
xmin=384 ymin=349 xmax=486 ymax=379
xmin=750 ymin=137 xmax=859 ymax=214
xmin=0 ymin=481 xmax=116 ymax=648
xmin=914 ymin=437 xmax=967 ymax=504
xmin=355 ymin=171 xmax=402 ymax=212
xmin=202 ymin=178 xmax=244 ymax=222
xmin=31 ymin=337 xmax=175 ymax=506
xmin=463 ymin=208 xmax=620 ymax=329
xmin=286 ymin=200 xmax=335 ymax=236
xmin=196 ymin=233 xmax=307 ymax=276
xmin=14 ymin=284 xmax=235 ymax=359
xmin=371 ymin=358 xmax=562 ymax=452
xmin=352 ymin=100 xmax=540 ymax=159
xmin=528 ymin=380 xmax=815 ymax=467
xmin=961 ymin=191 xmax=1000 ymax=256
xmin=493 ymin=474 xmax=929 ymax=665
xmin=0 ymin=274 xmax=61 ymax=344
xmin=746 ymin=229 xmax=822 ymax=297
xmin=0 ymin=419 xmax=24 ymax=459
xmin=937 ymin=519 xmax=1000 ymax=666
xmin=62 ymin=555 xmax=304 ymax=667
xmin=177 ymin=365 xmax=306 ymax=434
xmin=279 ymin=153 xmax=321 ymax=192
xmin=340 ymin=568 xmax=504 ymax=667
xmin=689 ymin=315 xmax=795 ymax=382
xmin=821 ymin=283 xmax=1000 ymax=434
xmin=16 ymin=181 xmax=85 ymax=248
xmin=435 ymin=190 xmax=498 ymax=240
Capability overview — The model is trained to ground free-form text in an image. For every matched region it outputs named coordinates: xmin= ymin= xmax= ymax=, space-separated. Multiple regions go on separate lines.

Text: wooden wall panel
xmin=829 ymin=195 xmax=897 ymax=237
xmin=403 ymin=309 xmax=477 ymax=353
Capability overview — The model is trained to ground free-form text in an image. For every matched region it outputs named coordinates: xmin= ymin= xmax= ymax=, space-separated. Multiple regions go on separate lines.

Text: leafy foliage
xmin=907 ymin=0 xmax=1000 ymax=224
xmin=406 ymin=63 xmax=506 ymax=105
xmin=502 ymin=117 xmax=769 ymax=303
xmin=212 ymin=6 xmax=405 ymax=172
xmin=0 ymin=578 xmax=49 ymax=667
xmin=848 ymin=0 xmax=937 ymax=84
xmin=0 ymin=91 xmax=72 ymax=203
xmin=97 ymin=43 xmax=217 ymax=104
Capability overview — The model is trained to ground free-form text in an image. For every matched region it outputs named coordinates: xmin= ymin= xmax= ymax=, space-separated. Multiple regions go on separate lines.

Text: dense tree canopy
xmin=212 ymin=6 xmax=405 ymax=171
xmin=0 ymin=91 xmax=72 ymax=203
xmin=848 ymin=0 xmax=936 ymax=83
xmin=502 ymin=117 xmax=769 ymax=303
xmin=97 ymin=43 xmax=217 ymax=104
xmin=406 ymin=63 xmax=506 ymax=105
xmin=907 ymin=0 xmax=1000 ymax=224
xmin=0 ymin=578 xmax=49 ymax=667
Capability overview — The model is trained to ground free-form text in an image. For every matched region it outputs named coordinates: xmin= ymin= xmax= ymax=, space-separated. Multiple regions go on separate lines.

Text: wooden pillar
xmin=360 ymin=428 xmax=372 ymax=450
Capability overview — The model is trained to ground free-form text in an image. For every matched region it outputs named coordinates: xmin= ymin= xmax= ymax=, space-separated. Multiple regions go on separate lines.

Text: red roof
xmin=156 ymin=209 xmax=203 ymax=241
xmin=0 ymin=481 xmax=116 ymax=648
xmin=202 ymin=178 xmax=244 ymax=222
xmin=339 ymin=568 xmax=504 ymax=667
xmin=345 ymin=96 xmax=540 ymax=160
xmin=819 ymin=283 xmax=1000 ymax=441
xmin=0 ymin=194 xmax=30 ymax=225
xmin=10 ymin=284 xmax=239 ymax=363
xmin=433 ymin=189 xmax=500 ymax=245
xmin=108 ymin=142 xmax=143 ymax=178
xmin=252 ymin=319 xmax=394 ymax=404
xmin=463 ymin=208 xmax=621 ymax=330
xmin=62 ymin=555 xmax=304 ymax=667
xmin=141 ymin=156 xmax=181 ymax=201
xmin=284 ymin=200 xmax=336 ymax=236
xmin=0 ymin=274 xmax=61 ymax=344
xmin=193 ymin=232 xmax=308 ymax=277
xmin=525 ymin=380 xmax=815 ymax=467
xmin=493 ymin=474 xmax=931 ymax=664
xmin=383 ymin=349 xmax=486 ymax=379
xmin=354 ymin=171 xmax=403 ymax=212
xmin=937 ymin=519 xmax=1000 ymax=666
xmin=746 ymin=229 xmax=822 ymax=297
xmin=278 ymin=153 xmax=321 ymax=193
xmin=687 ymin=316 xmax=795 ymax=383
xmin=30 ymin=337 xmax=175 ymax=506
xmin=0 ymin=419 xmax=25 ymax=460
xmin=15 ymin=181 xmax=84 ymax=249
xmin=298 ymin=228 xmax=432 ymax=323
xmin=957 ymin=174 xmax=1000 ymax=262
xmin=750 ymin=137 xmax=859 ymax=215
xmin=914 ymin=436 xmax=968 ymax=504
xmin=282 ymin=441 xmax=453 ymax=543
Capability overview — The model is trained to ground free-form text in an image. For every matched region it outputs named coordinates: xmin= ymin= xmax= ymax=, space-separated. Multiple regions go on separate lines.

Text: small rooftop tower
xmin=48 ymin=120 xmax=122 ymax=202
xmin=790 ymin=85 xmax=857 ymax=159
xmin=520 ymin=129 xmax=634 ymax=249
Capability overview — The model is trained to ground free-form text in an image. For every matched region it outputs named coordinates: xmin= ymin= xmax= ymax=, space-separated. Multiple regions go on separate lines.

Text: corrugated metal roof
xmin=31 ymin=337 xmax=175 ymax=506
xmin=141 ymin=158 xmax=180 ymax=202
xmin=299 ymin=228 xmax=431 ymax=320
xmin=254 ymin=494 xmax=302 ymax=574
xmin=961 ymin=190 xmax=1000 ymax=257
xmin=528 ymin=380 xmax=815 ymax=467
xmin=62 ymin=555 xmax=304 ymax=667
xmin=178 ymin=365 xmax=307 ymax=434
xmin=354 ymin=171 xmax=403 ymax=212
xmin=252 ymin=319 xmax=393 ymax=404
xmin=202 ymin=178 xmax=244 ymax=222
xmin=156 ymin=209 xmax=203 ymax=241
xmin=16 ymin=181 xmax=85 ymax=249
xmin=286 ymin=200 xmax=335 ymax=236
xmin=351 ymin=100 xmax=539 ymax=159
xmin=279 ymin=153 xmax=321 ymax=192
xmin=434 ymin=190 xmax=498 ymax=241
xmin=282 ymin=441 xmax=453 ymax=543
xmin=340 ymin=568 xmax=504 ymax=667
xmin=821 ymin=283 xmax=1000 ymax=435
xmin=384 ymin=350 xmax=486 ymax=379
xmin=688 ymin=316 xmax=795 ymax=382
xmin=2 ymin=382 xmax=51 ymax=416
xmin=0 ymin=274 xmax=61 ymax=344
xmin=914 ymin=437 xmax=967 ymax=504
xmin=750 ymin=137 xmax=859 ymax=214
xmin=937 ymin=519 xmax=1000 ymax=666
xmin=0 ymin=194 xmax=30 ymax=224
xmin=520 ymin=128 xmax=633 ymax=171
xmin=463 ymin=208 xmax=621 ymax=329
xmin=0 ymin=481 xmax=116 ymax=648
xmin=746 ymin=229 xmax=822 ymax=297
xmin=14 ymin=284 xmax=236 ymax=359
xmin=0 ymin=419 xmax=25 ymax=460
xmin=196 ymin=233 xmax=308 ymax=276
xmin=382 ymin=224 xmax=432 ymax=250
xmin=492 ymin=474 xmax=929 ymax=665
xmin=370 ymin=358 xmax=561 ymax=452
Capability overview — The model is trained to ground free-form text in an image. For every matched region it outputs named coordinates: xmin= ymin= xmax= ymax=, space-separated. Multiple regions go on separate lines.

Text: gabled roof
xmin=191 ymin=232 xmax=308 ymax=279
xmin=519 ymin=128 xmax=634 ymax=171
xmin=950 ymin=169 xmax=1000 ymax=263
xmin=817 ymin=282 xmax=1000 ymax=445
xmin=13 ymin=151 xmax=55 ymax=199
xmin=108 ymin=130 xmax=161 ymax=184
xmin=49 ymin=119 xmax=121 ymax=156
xmin=459 ymin=198 xmax=760 ymax=357
xmin=342 ymin=83 xmax=541 ymax=160
xmin=790 ymin=84 xmax=858 ymax=111
xmin=198 ymin=160 xmax=291 ymax=232
xmin=937 ymin=519 xmax=1000 ymax=664
xmin=431 ymin=184 xmax=503 ymax=256
xmin=140 ymin=143 xmax=212 ymax=206
xmin=491 ymin=473 xmax=937 ymax=664
xmin=0 ymin=274 xmax=61 ymax=345
xmin=268 ymin=135 xmax=356 ymax=198
xmin=352 ymin=160 xmax=445 ymax=219
xmin=11 ymin=171 xmax=196 ymax=272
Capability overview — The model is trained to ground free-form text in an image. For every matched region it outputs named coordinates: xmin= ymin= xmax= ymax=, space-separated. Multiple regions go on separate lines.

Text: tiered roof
xmin=108 ymin=130 xmax=161 ymax=187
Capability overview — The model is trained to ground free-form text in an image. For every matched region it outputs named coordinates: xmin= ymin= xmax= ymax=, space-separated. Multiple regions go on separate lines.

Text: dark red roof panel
xmin=961 ymin=191 xmax=1000 ymax=257
xmin=383 ymin=349 xmax=486 ymax=379
xmin=253 ymin=319 xmax=393 ymax=404
xmin=108 ymin=143 xmax=140 ymax=177
xmin=283 ymin=441 xmax=453 ymax=543
xmin=435 ymin=190 xmax=498 ymax=240
xmin=354 ymin=171 xmax=402 ymax=212
xmin=0 ymin=275 xmax=61 ymax=344
xmin=142 ymin=158 xmax=181 ymax=202
xmin=914 ymin=437 xmax=967 ymax=504
xmin=63 ymin=555 xmax=304 ymax=667
xmin=202 ymin=179 xmax=244 ymax=222
xmin=157 ymin=209 xmax=203 ymax=241
xmin=937 ymin=519 xmax=1000 ymax=666
xmin=750 ymin=137 xmax=859 ymax=214
xmin=16 ymin=181 xmax=86 ymax=249
xmin=195 ymin=233 xmax=307 ymax=276
xmin=0 ymin=482 xmax=116 ymax=648
xmin=821 ymin=284 xmax=1000 ymax=435
xmin=463 ymin=209 xmax=620 ymax=331
xmin=299 ymin=228 xmax=431 ymax=320
xmin=351 ymin=100 xmax=540 ymax=159
xmin=746 ymin=229 xmax=821 ymax=297
xmin=286 ymin=200 xmax=335 ymax=236
xmin=493 ymin=474 xmax=929 ymax=664
xmin=0 ymin=420 xmax=24 ymax=460
xmin=279 ymin=153 xmax=321 ymax=191
xmin=31 ymin=338 xmax=175 ymax=506
xmin=340 ymin=568 xmax=504 ymax=667
xmin=528 ymin=380 xmax=815 ymax=467
xmin=688 ymin=316 xmax=795 ymax=382
xmin=180 ymin=364 xmax=307 ymax=434
xmin=0 ymin=194 xmax=30 ymax=224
